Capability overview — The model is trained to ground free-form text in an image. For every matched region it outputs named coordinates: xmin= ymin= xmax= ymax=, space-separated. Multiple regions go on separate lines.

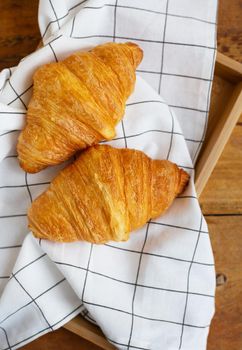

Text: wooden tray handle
xmin=195 ymin=52 xmax=242 ymax=197
xmin=195 ymin=81 xmax=242 ymax=197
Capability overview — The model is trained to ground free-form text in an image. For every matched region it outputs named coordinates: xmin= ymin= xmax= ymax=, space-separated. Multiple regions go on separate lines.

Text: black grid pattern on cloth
xmin=0 ymin=251 xmax=84 ymax=349
xmin=0 ymin=278 xmax=65 ymax=325
xmin=7 ymin=84 xmax=33 ymax=106
xmin=0 ymin=130 xmax=18 ymax=137
xmin=70 ymin=15 xmax=76 ymax=37
xmin=0 ymin=125 xmax=203 ymax=150
xmin=0 ymin=85 xmax=209 ymax=120
xmin=12 ymin=274 xmax=54 ymax=331
xmin=1 ymin=304 xmax=83 ymax=350
xmin=71 ymin=33 xmax=215 ymax=50
xmin=158 ymin=0 xmax=169 ymax=94
xmin=0 ymin=0 xmax=217 ymax=348
xmin=64 ymin=299 xmax=211 ymax=329
xmin=7 ymin=80 xmax=27 ymax=110
xmin=49 ymin=0 xmax=61 ymax=30
xmin=0 ymin=112 xmax=26 ymax=115
xmin=113 ymin=0 xmax=127 ymax=149
xmin=178 ymin=215 xmax=203 ymax=349
xmin=41 ymin=2 xmax=216 ymax=40
xmin=48 ymin=43 xmax=58 ymax=62
xmin=137 ymin=69 xmax=212 ymax=82
xmin=105 ymin=131 xmax=202 ymax=144
xmin=192 ymin=6 xmax=218 ymax=163
xmin=127 ymin=221 xmax=149 ymax=348
xmin=0 ymin=327 xmax=11 ymax=350
xmin=81 ymin=244 xmax=93 ymax=302
xmin=25 ymin=172 xmax=33 ymax=204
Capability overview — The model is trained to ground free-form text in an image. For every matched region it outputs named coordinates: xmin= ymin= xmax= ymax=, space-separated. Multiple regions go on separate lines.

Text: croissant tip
xmin=126 ymin=42 xmax=143 ymax=67
xmin=177 ymin=168 xmax=190 ymax=195
xmin=17 ymin=159 xmax=39 ymax=174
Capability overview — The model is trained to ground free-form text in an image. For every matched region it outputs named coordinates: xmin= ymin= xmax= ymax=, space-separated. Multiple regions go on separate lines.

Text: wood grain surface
xmin=0 ymin=0 xmax=40 ymax=71
xmin=0 ymin=1 xmax=241 ymax=349
xmin=217 ymin=0 xmax=242 ymax=63
xmin=206 ymin=216 xmax=242 ymax=350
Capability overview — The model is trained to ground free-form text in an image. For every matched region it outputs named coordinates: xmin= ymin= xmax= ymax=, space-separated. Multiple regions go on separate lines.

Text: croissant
xmin=17 ymin=42 xmax=143 ymax=173
xmin=28 ymin=145 xmax=189 ymax=244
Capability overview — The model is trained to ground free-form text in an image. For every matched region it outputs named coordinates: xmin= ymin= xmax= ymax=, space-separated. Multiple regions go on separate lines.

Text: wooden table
xmin=0 ymin=1 xmax=241 ymax=349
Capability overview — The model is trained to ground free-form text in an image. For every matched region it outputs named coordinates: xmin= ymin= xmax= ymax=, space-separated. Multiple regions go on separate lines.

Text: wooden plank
xmin=21 ymin=327 xmax=102 ymax=350
xmin=195 ymin=82 xmax=242 ymax=198
xmin=200 ymin=122 xmax=242 ymax=214
xmin=0 ymin=0 xmax=40 ymax=71
xmin=215 ymin=52 xmax=242 ymax=83
xmin=64 ymin=317 xmax=115 ymax=350
xmin=239 ymin=112 xmax=242 ymax=124
xmin=217 ymin=0 xmax=242 ymax=63
xmin=205 ymin=74 xmax=234 ymax=150
xmin=206 ymin=215 xmax=242 ymax=350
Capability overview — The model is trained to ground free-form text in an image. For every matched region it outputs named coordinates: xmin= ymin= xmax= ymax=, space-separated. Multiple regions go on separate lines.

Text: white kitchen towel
xmin=0 ymin=1 xmax=217 ymax=349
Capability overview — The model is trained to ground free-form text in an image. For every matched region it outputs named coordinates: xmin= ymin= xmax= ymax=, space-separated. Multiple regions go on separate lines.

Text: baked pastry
xmin=17 ymin=42 xmax=143 ymax=173
xmin=28 ymin=145 xmax=189 ymax=243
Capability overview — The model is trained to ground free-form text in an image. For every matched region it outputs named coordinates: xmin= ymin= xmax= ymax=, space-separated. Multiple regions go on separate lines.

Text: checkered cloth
xmin=0 ymin=1 xmax=218 ymax=349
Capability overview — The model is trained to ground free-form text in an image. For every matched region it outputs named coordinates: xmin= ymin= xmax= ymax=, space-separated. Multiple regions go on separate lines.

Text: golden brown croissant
xmin=17 ymin=42 xmax=143 ymax=173
xmin=28 ymin=145 xmax=189 ymax=244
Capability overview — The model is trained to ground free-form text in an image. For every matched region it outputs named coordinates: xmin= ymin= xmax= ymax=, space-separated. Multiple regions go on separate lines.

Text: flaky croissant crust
xmin=28 ymin=145 xmax=189 ymax=244
xmin=17 ymin=42 xmax=143 ymax=173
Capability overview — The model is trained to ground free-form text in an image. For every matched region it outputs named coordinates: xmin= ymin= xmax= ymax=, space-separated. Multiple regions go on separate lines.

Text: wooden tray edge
xmin=195 ymin=51 xmax=242 ymax=197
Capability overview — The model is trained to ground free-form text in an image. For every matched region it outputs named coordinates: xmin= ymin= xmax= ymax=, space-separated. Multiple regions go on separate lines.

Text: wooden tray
xmin=61 ymin=52 xmax=242 ymax=349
